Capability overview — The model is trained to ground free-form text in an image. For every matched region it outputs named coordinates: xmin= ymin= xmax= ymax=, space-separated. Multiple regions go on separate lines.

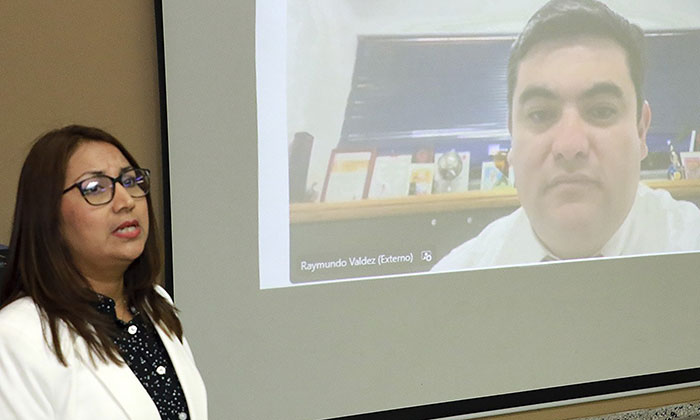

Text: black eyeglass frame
xmin=62 ymin=167 xmax=151 ymax=206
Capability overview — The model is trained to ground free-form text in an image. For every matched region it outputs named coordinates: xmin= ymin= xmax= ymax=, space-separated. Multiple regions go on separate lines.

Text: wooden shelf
xmin=290 ymin=179 xmax=700 ymax=224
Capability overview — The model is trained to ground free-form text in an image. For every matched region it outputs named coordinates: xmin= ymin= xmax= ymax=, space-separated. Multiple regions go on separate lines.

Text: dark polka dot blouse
xmin=95 ymin=296 xmax=191 ymax=420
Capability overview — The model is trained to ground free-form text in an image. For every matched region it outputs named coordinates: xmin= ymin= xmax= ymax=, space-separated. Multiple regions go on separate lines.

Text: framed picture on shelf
xmin=408 ymin=147 xmax=435 ymax=196
xmin=480 ymin=162 xmax=515 ymax=191
xmin=367 ymin=154 xmax=412 ymax=199
xmin=408 ymin=163 xmax=434 ymax=195
xmin=321 ymin=149 xmax=376 ymax=202
xmin=681 ymin=151 xmax=700 ymax=180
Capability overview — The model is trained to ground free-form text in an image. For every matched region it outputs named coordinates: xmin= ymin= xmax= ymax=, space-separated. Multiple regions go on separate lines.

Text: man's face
xmin=508 ymin=37 xmax=651 ymax=258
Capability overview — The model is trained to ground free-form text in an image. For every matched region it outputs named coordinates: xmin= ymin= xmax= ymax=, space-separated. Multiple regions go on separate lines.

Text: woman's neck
xmin=84 ymin=273 xmax=132 ymax=322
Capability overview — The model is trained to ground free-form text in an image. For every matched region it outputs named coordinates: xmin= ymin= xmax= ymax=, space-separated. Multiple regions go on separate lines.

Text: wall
xmin=3 ymin=1 xmax=700 ymax=419
xmin=0 ymin=1 xmax=163 ymax=245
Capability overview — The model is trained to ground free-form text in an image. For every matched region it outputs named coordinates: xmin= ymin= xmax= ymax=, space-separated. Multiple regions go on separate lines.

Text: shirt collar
xmin=496 ymin=208 xmax=552 ymax=264
xmin=94 ymin=293 xmax=118 ymax=316
xmin=92 ymin=293 xmax=139 ymax=325
xmin=598 ymin=183 xmax=643 ymax=257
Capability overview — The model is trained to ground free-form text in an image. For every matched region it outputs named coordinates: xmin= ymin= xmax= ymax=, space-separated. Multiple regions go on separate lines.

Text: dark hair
xmin=507 ymin=0 xmax=646 ymax=119
xmin=0 ymin=125 xmax=182 ymax=366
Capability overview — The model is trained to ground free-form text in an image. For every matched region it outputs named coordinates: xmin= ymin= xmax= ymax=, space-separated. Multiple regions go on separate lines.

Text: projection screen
xmin=160 ymin=0 xmax=700 ymax=418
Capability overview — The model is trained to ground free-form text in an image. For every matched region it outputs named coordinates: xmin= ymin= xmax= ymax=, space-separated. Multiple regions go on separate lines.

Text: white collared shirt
xmin=431 ymin=183 xmax=700 ymax=271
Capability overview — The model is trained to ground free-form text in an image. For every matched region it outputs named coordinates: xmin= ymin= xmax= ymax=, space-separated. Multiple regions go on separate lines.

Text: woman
xmin=0 ymin=125 xmax=207 ymax=419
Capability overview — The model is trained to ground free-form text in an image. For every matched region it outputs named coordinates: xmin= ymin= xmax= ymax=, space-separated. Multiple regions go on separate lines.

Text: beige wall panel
xmin=0 ymin=1 xmax=162 ymax=245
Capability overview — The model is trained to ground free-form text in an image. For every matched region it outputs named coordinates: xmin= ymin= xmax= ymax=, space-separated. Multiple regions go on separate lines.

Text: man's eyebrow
xmin=580 ymin=82 xmax=624 ymax=100
xmin=517 ymin=86 xmax=559 ymax=105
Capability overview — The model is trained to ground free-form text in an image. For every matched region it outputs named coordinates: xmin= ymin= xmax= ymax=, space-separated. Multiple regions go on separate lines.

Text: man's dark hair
xmin=507 ymin=0 xmax=646 ymax=120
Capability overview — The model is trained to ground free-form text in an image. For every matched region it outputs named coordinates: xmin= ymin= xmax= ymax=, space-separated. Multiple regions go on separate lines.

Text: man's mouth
xmin=546 ymin=174 xmax=601 ymax=191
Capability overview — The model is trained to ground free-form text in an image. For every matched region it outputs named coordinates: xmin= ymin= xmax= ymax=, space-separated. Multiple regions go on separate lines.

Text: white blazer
xmin=0 ymin=286 xmax=207 ymax=420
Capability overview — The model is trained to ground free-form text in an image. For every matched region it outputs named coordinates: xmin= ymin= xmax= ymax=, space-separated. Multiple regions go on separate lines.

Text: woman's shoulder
xmin=0 ymin=297 xmax=51 ymax=350
xmin=0 ymin=296 xmax=43 ymax=330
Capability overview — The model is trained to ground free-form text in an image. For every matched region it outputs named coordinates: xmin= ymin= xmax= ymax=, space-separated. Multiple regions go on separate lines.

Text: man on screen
xmin=432 ymin=0 xmax=700 ymax=270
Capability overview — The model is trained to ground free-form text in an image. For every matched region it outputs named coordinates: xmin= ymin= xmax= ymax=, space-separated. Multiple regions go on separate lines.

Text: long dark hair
xmin=0 ymin=125 xmax=182 ymax=366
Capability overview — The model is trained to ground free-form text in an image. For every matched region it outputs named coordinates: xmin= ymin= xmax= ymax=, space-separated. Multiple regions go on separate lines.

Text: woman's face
xmin=60 ymin=141 xmax=149 ymax=279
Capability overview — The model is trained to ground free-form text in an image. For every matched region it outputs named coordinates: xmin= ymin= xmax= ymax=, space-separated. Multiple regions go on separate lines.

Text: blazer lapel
xmin=75 ymin=338 xmax=160 ymax=420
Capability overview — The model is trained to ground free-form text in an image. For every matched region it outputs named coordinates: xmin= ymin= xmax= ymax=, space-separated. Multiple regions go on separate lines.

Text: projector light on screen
xmin=162 ymin=0 xmax=700 ymax=418
xmin=257 ymin=0 xmax=700 ymax=290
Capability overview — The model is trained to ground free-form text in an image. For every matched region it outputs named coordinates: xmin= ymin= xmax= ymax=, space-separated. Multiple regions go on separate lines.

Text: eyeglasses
xmin=63 ymin=168 xmax=151 ymax=206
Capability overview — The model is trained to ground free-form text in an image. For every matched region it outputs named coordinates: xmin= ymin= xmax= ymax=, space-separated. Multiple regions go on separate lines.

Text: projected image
xmin=259 ymin=0 xmax=700 ymax=288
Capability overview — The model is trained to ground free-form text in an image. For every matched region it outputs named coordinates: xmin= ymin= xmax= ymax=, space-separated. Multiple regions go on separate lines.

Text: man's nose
xmin=550 ymin=108 xmax=590 ymax=161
